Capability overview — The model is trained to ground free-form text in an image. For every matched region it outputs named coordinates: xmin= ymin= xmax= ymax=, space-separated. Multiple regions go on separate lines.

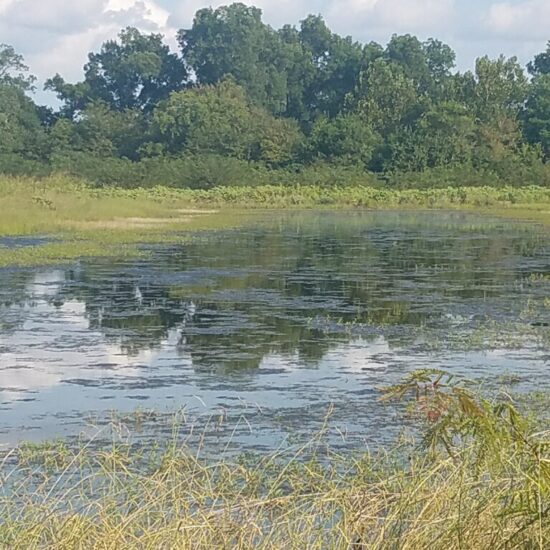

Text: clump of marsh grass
xmin=0 ymin=371 xmax=548 ymax=549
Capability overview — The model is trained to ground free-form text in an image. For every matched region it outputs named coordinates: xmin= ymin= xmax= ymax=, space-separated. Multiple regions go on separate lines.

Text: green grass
xmin=0 ymin=175 xmax=253 ymax=267
xmin=2 ymin=175 xmax=550 ymax=268
xmin=0 ymin=371 xmax=548 ymax=549
xmin=175 ymin=183 xmax=550 ymax=210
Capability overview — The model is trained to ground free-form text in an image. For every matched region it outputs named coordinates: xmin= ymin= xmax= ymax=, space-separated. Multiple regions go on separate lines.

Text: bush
xmin=2 ymin=151 xmax=549 ymax=190
xmin=140 ymin=154 xmax=271 ymax=189
xmin=0 ymin=153 xmax=50 ymax=178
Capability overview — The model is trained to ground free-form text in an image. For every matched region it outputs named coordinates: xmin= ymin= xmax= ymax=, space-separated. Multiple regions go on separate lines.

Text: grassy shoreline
xmin=0 ymin=372 xmax=548 ymax=548
xmin=2 ymin=175 xmax=550 ymax=268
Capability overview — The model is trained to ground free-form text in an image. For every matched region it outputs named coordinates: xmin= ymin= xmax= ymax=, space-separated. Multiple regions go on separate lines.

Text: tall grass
xmin=0 ymin=175 xmax=190 ymax=237
xmin=1 ymin=371 xmax=548 ymax=549
xmin=175 ymin=183 xmax=550 ymax=211
xmin=3 ymin=175 xmax=550 ymax=232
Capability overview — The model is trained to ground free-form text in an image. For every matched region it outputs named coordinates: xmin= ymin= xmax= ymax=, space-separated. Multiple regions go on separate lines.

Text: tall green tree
xmin=180 ymin=8 xmax=367 ymax=121
xmin=179 ymin=4 xmax=288 ymax=113
xmin=0 ymin=44 xmax=36 ymax=90
xmin=447 ymin=56 xmax=528 ymax=168
xmin=0 ymin=86 xmax=47 ymax=159
xmin=382 ymin=35 xmax=456 ymax=101
xmin=527 ymin=41 xmax=550 ymax=76
xmin=309 ymin=113 xmax=379 ymax=166
xmin=384 ymin=34 xmax=431 ymax=91
xmin=423 ymin=38 xmax=456 ymax=100
xmin=276 ymin=24 xmax=317 ymax=122
xmin=0 ymin=8 xmax=546 ymax=184
xmin=296 ymin=15 xmax=365 ymax=119
xmin=351 ymin=58 xmax=420 ymax=135
xmin=524 ymin=75 xmax=550 ymax=157
xmin=46 ymin=28 xmax=186 ymax=116
xmin=153 ymin=79 xmax=302 ymax=164
xmin=49 ymin=102 xmax=147 ymax=160
xmin=424 ymin=38 xmax=455 ymax=82
xmin=383 ymin=101 xmax=475 ymax=171
xmin=468 ymin=56 xmax=528 ymax=122
xmin=0 ymin=45 xmax=46 ymax=166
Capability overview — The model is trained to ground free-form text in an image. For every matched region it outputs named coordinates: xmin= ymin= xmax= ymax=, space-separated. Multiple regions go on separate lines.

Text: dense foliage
xmin=1 ymin=3 xmax=550 ymax=188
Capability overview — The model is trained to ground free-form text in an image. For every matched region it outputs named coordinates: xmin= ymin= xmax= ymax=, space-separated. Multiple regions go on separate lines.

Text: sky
xmin=1 ymin=0 xmax=549 ymax=106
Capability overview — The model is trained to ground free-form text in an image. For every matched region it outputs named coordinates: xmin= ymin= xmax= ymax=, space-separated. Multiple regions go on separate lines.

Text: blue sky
xmin=0 ymin=0 xmax=548 ymax=105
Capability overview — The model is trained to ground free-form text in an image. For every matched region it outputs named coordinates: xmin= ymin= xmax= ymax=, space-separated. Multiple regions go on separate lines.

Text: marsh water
xmin=0 ymin=211 xmax=549 ymax=453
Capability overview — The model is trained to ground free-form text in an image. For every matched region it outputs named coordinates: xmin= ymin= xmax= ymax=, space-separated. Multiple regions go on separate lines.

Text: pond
xmin=0 ymin=211 xmax=549 ymax=454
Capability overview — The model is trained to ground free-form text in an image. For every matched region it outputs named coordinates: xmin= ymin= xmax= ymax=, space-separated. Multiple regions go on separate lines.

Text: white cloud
xmin=3 ymin=0 xmax=106 ymax=32
xmin=26 ymin=26 xmax=116 ymax=82
xmin=485 ymin=0 xmax=550 ymax=40
xmin=326 ymin=0 xmax=456 ymax=37
xmin=0 ymin=0 xmax=11 ymax=13
xmin=0 ymin=0 xmax=173 ymax=102
xmin=168 ymin=0 xmax=227 ymax=28
xmin=106 ymin=0 xmax=170 ymax=28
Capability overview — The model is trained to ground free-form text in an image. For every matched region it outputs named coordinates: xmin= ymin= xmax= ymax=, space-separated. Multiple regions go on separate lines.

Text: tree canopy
xmin=1 ymin=4 xmax=549 ymax=187
xmin=45 ymin=28 xmax=187 ymax=117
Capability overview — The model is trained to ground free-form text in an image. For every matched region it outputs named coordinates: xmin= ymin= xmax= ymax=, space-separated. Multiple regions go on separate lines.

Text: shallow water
xmin=0 ymin=211 xmax=549 ymax=453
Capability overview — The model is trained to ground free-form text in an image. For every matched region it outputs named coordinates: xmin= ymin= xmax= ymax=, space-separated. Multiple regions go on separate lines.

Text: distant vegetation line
xmin=2 ymin=3 xmax=550 ymax=188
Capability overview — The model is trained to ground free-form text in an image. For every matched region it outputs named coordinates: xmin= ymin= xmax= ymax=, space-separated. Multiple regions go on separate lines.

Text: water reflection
xmin=0 ymin=271 xmax=167 ymax=402
xmin=0 ymin=211 xmax=548 ymax=448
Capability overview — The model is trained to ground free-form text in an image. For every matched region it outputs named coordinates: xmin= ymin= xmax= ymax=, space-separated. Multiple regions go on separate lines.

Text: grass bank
xmin=0 ymin=176 xmax=248 ymax=267
xmin=0 ymin=371 xmax=548 ymax=549
xmin=2 ymin=175 xmax=550 ymax=267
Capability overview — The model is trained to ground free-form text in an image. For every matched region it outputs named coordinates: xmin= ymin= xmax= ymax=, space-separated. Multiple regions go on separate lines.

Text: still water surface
xmin=0 ymin=211 xmax=549 ymax=452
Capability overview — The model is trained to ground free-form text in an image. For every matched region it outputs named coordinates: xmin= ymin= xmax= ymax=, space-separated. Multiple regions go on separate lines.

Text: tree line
xmin=1 ymin=3 xmax=550 ymax=188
